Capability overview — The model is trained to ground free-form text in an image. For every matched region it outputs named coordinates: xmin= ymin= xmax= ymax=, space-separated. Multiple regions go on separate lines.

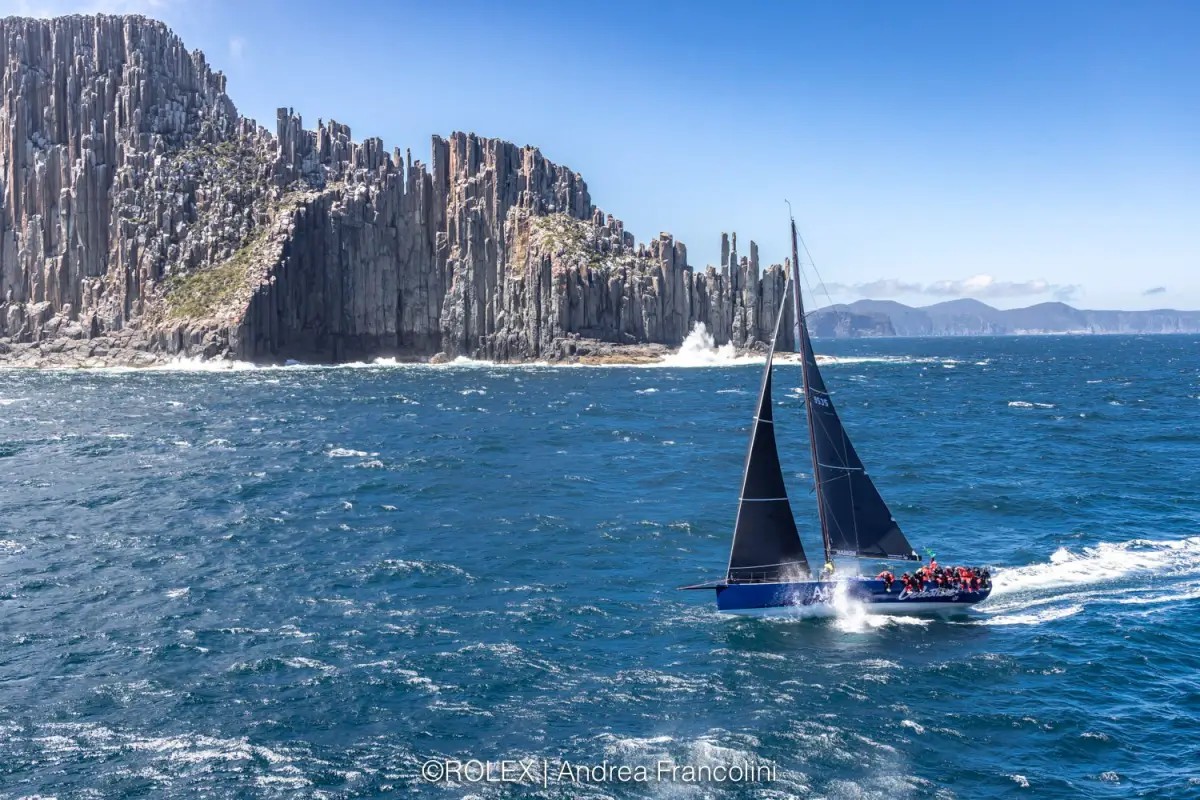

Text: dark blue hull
xmin=715 ymin=578 xmax=991 ymax=616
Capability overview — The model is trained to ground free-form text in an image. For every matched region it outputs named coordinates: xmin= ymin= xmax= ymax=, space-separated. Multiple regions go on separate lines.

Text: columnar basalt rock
xmin=0 ymin=14 xmax=795 ymax=366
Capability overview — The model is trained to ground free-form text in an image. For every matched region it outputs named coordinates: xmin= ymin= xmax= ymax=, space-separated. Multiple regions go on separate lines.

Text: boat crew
xmin=680 ymin=213 xmax=993 ymax=616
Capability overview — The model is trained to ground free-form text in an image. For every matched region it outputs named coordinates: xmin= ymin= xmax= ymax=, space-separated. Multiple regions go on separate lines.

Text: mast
xmin=791 ymin=217 xmax=833 ymax=568
xmin=724 ymin=267 xmax=810 ymax=583
xmin=789 ymin=216 xmax=919 ymax=565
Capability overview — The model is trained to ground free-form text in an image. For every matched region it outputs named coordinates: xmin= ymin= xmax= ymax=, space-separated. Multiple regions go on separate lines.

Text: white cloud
xmin=925 ymin=274 xmax=1082 ymax=302
xmin=819 ymin=273 xmax=1082 ymax=302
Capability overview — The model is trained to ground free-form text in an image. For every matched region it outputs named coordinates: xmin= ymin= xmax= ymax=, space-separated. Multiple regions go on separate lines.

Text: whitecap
xmin=1115 ymin=585 xmax=1200 ymax=606
xmin=354 ymin=459 xmax=385 ymax=469
xmin=378 ymin=559 xmax=471 ymax=580
xmin=990 ymin=537 xmax=1200 ymax=597
xmin=166 ymin=587 xmax=189 ymax=599
xmin=982 ymin=605 xmax=1083 ymax=626
xmin=281 ymin=657 xmax=337 ymax=674
xmin=328 ymin=447 xmax=375 ymax=458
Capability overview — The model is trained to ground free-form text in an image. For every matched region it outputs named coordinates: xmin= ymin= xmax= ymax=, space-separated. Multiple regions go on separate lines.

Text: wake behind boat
xmin=682 ymin=217 xmax=992 ymax=616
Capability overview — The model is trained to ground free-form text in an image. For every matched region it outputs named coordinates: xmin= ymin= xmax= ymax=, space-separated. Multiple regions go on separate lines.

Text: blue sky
xmin=8 ymin=0 xmax=1199 ymax=310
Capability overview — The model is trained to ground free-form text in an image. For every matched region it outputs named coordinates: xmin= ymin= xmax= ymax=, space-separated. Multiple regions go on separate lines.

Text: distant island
xmin=808 ymin=299 xmax=1200 ymax=338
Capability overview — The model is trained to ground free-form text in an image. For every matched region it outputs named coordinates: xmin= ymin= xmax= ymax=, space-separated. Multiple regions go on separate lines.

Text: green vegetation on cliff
xmin=163 ymin=230 xmax=264 ymax=320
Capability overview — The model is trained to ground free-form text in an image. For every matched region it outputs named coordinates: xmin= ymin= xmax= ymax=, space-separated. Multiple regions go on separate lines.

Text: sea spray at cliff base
xmin=0 ymin=321 xmax=951 ymax=372
xmin=2 ymin=334 xmax=1199 ymax=796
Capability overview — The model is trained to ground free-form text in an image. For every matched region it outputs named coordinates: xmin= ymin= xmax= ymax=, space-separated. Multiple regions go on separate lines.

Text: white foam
xmin=990 ymin=537 xmax=1200 ymax=597
xmin=2 ymin=325 xmax=931 ymax=374
xmin=30 ymin=723 xmax=295 ymax=770
xmin=1115 ymin=585 xmax=1200 ymax=606
xmin=379 ymin=559 xmax=471 ymax=579
xmin=328 ymin=447 xmax=375 ymax=458
xmin=831 ymin=583 xmax=932 ymax=632
xmin=982 ymin=604 xmax=1083 ymax=626
xmin=660 ymin=323 xmax=752 ymax=367
xmin=281 ymin=657 xmax=337 ymax=674
xmin=166 ymin=587 xmax=189 ymax=599
xmin=1008 ymin=401 xmax=1056 ymax=409
xmin=972 ymin=537 xmax=1200 ymax=626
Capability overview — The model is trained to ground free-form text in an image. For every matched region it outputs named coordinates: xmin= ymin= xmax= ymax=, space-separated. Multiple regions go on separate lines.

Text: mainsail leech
xmin=790 ymin=218 xmax=920 ymax=563
xmin=725 ymin=271 xmax=810 ymax=583
xmin=791 ymin=219 xmax=833 ymax=567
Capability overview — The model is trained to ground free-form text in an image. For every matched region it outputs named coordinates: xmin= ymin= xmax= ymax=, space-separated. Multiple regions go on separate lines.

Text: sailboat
xmin=682 ymin=218 xmax=991 ymax=616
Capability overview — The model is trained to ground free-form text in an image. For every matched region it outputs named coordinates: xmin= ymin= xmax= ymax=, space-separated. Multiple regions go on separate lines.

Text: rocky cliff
xmin=0 ymin=14 xmax=796 ymax=367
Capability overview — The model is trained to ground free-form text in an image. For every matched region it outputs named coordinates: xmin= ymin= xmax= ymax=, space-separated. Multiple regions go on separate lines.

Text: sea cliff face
xmin=0 ymin=14 xmax=794 ymax=367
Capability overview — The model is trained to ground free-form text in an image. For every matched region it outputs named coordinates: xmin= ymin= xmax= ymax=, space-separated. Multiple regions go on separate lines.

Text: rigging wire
xmin=792 ymin=225 xmax=851 ymax=334
xmin=790 ymin=215 xmax=860 ymax=555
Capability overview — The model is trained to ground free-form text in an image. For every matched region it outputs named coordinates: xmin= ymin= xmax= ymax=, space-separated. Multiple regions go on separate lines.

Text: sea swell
xmin=2 ymin=334 xmax=1198 ymax=796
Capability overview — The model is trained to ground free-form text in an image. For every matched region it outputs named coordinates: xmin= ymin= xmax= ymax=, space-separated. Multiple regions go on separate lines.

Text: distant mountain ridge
xmin=807 ymin=299 xmax=1200 ymax=338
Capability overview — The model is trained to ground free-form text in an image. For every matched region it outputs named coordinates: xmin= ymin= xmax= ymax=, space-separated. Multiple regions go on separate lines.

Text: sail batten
xmin=790 ymin=218 xmax=919 ymax=565
xmin=798 ymin=316 xmax=920 ymax=562
xmin=725 ymin=273 xmax=811 ymax=583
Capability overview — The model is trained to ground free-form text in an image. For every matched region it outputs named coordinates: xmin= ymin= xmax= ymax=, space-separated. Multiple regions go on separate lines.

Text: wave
xmin=327 ymin=447 xmax=376 ymax=458
xmin=1008 ymin=401 xmax=1057 ymax=409
xmin=981 ymin=604 xmax=1084 ymax=626
xmin=659 ymin=323 xmax=756 ymax=367
xmin=25 ymin=721 xmax=298 ymax=770
xmin=754 ymin=581 xmax=932 ymax=631
xmin=970 ymin=537 xmax=1200 ymax=626
xmin=2 ymin=322 xmax=942 ymax=373
xmin=0 ymin=326 xmax=964 ymax=377
xmin=990 ymin=537 xmax=1200 ymax=597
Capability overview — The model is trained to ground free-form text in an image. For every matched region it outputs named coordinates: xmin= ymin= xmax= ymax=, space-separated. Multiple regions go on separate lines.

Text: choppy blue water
xmin=2 ymin=335 xmax=1200 ymax=798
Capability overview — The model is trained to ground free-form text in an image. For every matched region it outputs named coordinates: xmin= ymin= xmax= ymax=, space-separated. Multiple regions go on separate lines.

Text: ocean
xmin=2 ymin=334 xmax=1198 ymax=798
